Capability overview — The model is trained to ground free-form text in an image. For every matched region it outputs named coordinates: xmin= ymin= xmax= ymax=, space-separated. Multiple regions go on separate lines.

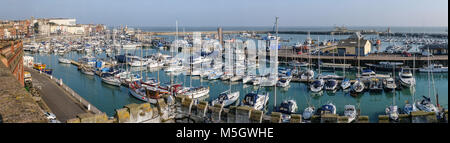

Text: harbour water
xmin=29 ymin=47 xmax=448 ymax=123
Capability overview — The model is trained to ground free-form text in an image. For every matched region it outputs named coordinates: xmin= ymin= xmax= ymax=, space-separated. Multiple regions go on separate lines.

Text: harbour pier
xmin=278 ymin=48 xmax=449 ymax=68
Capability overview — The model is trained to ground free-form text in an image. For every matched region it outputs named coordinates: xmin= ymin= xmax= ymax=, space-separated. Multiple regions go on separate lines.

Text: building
xmin=49 ymin=18 xmax=76 ymax=26
xmin=0 ymin=39 xmax=24 ymax=86
xmin=420 ymin=43 xmax=448 ymax=55
xmin=336 ymin=32 xmax=372 ymax=56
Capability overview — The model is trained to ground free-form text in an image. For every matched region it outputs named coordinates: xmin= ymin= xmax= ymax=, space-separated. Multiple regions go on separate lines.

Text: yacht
xmin=300 ymin=70 xmax=314 ymax=80
xmin=321 ymin=103 xmax=337 ymax=114
xmin=58 ymin=58 xmax=71 ymax=64
xmin=180 ymin=86 xmax=210 ymax=99
xmin=310 ymin=77 xmax=324 ymax=92
xmin=101 ymin=76 xmax=121 ymax=86
xmin=385 ymin=105 xmax=399 ymax=121
xmin=242 ymin=92 xmax=270 ymax=111
xmin=341 ymin=78 xmax=351 ymax=90
xmin=383 ymin=77 xmax=397 ymax=91
xmin=398 ymin=68 xmax=416 ymax=87
xmin=369 ymin=78 xmax=383 ymax=92
xmin=211 ymin=90 xmax=240 ymax=107
xmin=277 ymin=100 xmax=298 ymax=122
xmin=277 ymin=75 xmax=292 ymax=87
xmin=302 ymin=106 xmax=315 ymax=121
xmin=351 ymin=79 xmax=365 ymax=94
xmin=242 ymin=74 xmax=256 ymax=84
xmin=414 ymin=96 xmax=439 ymax=114
xmin=419 ymin=64 xmax=448 ymax=73
xmin=260 ymin=76 xmax=277 ymax=87
xmin=81 ymin=67 xmax=95 ymax=76
xmin=324 ymin=79 xmax=338 ymax=91
xmin=360 ymin=69 xmax=376 ymax=79
xmin=230 ymin=75 xmax=243 ymax=82
xmin=208 ymin=71 xmax=223 ymax=80
xmin=344 ymin=105 xmax=357 ymax=123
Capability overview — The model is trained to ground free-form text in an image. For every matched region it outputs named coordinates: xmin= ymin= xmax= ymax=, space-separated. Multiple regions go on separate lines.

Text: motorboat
xmin=310 ymin=78 xmax=324 ymax=92
xmin=180 ymin=86 xmax=210 ymax=99
xmin=211 ymin=90 xmax=239 ymax=107
xmin=341 ymin=78 xmax=351 ymax=90
xmin=360 ymin=69 xmax=376 ymax=79
xmin=242 ymin=92 xmax=269 ymax=111
xmin=260 ymin=76 xmax=277 ymax=87
xmin=351 ymin=79 xmax=365 ymax=93
xmin=300 ymin=69 xmax=314 ymax=80
xmin=208 ymin=71 xmax=223 ymax=80
xmin=230 ymin=75 xmax=243 ymax=82
xmin=324 ymin=79 xmax=338 ymax=91
xmin=58 ymin=58 xmax=71 ymax=64
xmin=302 ymin=106 xmax=315 ymax=121
xmin=398 ymin=68 xmax=416 ymax=87
xmin=383 ymin=77 xmax=397 ymax=91
xmin=344 ymin=105 xmax=357 ymax=123
xmin=242 ymin=74 xmax=255 ymax=84
xmin=419 ymin=64 xmax=448 ymax=73
xmin=277 ymin=100 xmax=298 ymax=122
xmin=369 ymin=78 xmax=383 ymax=92
xmin=81 ymin=67 xmax=94 ymax=76
xmin=101 ymin=76 xmax=121 ymax=86
xmin=385 ymin=105 xmax=399 ymax=121
xmin=414 ymin=96 xmax=439 ymax=114
xmin=321 ymin=102 xmax=337 ymax=114
xmin=277 ymin=76 xmax=292 ymax=88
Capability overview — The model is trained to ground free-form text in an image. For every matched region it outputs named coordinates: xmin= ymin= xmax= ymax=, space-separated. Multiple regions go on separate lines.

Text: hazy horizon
xmin=1 ymin=0 xmax=448 ymax=27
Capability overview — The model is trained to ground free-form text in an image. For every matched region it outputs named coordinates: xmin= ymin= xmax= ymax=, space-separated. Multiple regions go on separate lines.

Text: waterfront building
xmin=336 ymin=32 xmax=372 ymax=56
xmin=420 ymin=43 xmax=448 ymax=55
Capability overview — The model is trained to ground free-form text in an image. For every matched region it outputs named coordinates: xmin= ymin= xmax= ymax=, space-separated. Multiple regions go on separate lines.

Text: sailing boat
xmin=351 ymin=32 xmax=365 ymax=94
xmin=310 ymin=36 xmax=324 ymax=93
xmin=414 ymin=47 xmax=439 ymax=115
xmin=301 ymin=31 xmax=314 ymax=81
xmin=386 ymin=65 xmax=399 ymax=121
xmin=340 ymin=34 xmax=351 ymax=90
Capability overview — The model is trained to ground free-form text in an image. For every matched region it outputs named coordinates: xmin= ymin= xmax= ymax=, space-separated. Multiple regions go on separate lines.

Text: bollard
xmin=88 ymin=104 xmax=91 ymax=111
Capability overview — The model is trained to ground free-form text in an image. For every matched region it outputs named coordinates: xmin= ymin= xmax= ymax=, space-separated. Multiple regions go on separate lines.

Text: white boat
xmin=277 ymin=100 xmax=298 ymax=122
xmin=211 ymin=90 xmax=239 ymax=107
xmin=324 ymin=79 xmax=338 ymax=91
xmin=303 ymin=106 xmax=315 ymax=121
xmin=230 ymin=75 xmax=243 ymax=82
xmin=385 ymin=105 xmax=399 ymax=121
xmin=300 ymin=69 xmax=314 ymax=80
xmin=344 ymin=105 xmax=357 ymax=123
xmin=383 ymin=77 xmax=397 ymax=91
xmin=58 ymin=58 xmax=71 ymax=64
xmin=310 ymin=78 xmax=324 ymax=92
xmin=360 ymin=69 xmax=376 ymax=79
xmin=122 ymin=43 xmax=139 ymax=49
xmin=220 ymin=73 xmax=233 ymax=81
xmin=351 ymin=79 xmax=365 ymax=93
xmin=341 ymin=78 xmax=351 ymax=90
xmin=81 ymin=67 xmax=95 ymax=76
xmin=101 ymin=76 xmax=121 ymax=86
xmin=181 ymin=86 xmax=210 ymax=99
xmin=242 ymin=92 xmax=269 ymax=111
xmin=260 ymin=76 xmax=277 ymax=87
xmin=208 ymin=71 xmax=223 ymax=80
xmin=128 ymin=59 xmax=147 ymax=67
xmin=277 ymin=76 xmax=291 ymax=87
xmin=398 ymin=68 xmax=416 ymax=87
xmin=414 ymin=96 xmax=439 ymax=114
xmin=242 ymin=75 xmax=255 ymax=84
xmin=419 ymin=64 xmax=448 ymax=73
xmin=321 ymin=102 xmax=337 ymax=114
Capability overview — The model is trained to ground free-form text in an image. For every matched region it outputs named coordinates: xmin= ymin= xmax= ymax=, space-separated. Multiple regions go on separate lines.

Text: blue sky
xmin=0 ymin=0 xmax=448 ymax=27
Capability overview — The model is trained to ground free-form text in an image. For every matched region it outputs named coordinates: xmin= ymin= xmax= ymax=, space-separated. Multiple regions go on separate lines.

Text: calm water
xmin=29 ymin=48 xmax=448 ymax=123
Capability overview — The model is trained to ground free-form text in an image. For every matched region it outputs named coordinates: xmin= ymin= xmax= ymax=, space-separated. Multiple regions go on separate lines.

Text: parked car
xmin=44 ymin=112 xmax=56 ymax=120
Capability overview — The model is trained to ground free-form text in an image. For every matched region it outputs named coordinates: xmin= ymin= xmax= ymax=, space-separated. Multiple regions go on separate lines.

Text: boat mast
xmin=274 ymin=16 xmax=278 ymax=110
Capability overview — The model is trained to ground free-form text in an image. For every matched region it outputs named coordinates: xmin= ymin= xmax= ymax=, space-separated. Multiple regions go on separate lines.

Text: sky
xmin=0 ymin=0 xmax=448 ymax=27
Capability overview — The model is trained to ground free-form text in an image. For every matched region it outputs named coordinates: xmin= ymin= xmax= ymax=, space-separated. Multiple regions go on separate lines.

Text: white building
xmin=49 ymin=18 xmax=76 ymax=26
